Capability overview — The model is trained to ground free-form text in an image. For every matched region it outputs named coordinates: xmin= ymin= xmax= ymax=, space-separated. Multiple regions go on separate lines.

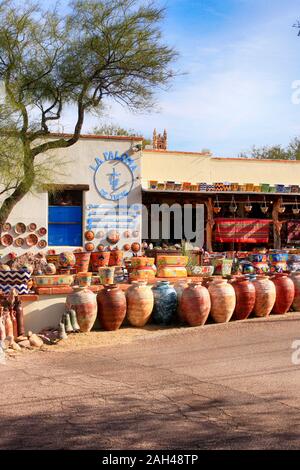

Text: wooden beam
xmin=42 ymin=184 xmax=90 ymax=192
xmin=205 ymin=197 xmax=215 ymax=252
xmin=272 ymin=198 xmax=287 ymax=249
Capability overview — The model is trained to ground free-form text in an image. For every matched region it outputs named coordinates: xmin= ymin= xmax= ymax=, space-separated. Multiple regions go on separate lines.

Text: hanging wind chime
xmin=293 ymin=197 xmax=300 ymax=216
xmin=213 ymin=195 xmax=221 ymax=214
xmin=244 ymin=196 xmax=252 ymax=213
xmin=229 ymin=196 xmax=238 ymax=214
xmin=278 ymin=197 xmax=286 ymax=214
xmin=260 ymin=196 xmax=269 ymax=214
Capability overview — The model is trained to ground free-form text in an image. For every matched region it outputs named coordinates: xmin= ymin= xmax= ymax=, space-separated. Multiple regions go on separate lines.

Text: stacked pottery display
xmin=152 ymin=281 xmax=177 ymax=325
xmin=232 ymin=276 xmax=256 ymax=320
xmin=66 ymin=287 xmax=97 ymax=332
xmin=291 ymin=273 xmax=300 ymax=311
xmin=252 ymin=275 xmax=276 ymax=317
xmin=97 ymin=284 xmax=126 ymax=331
xmin=208 ymin=278 xmax=236 ymax=323
xmin=180 ymin=281 xmax=211 ymax=326
xmin=272 ymin=273 xmax=295 ymax=315
xmin=126 ymin=281 xmax=154 ymax=327
xmin=174 ymin=279 xmax=189 ymax=322
xmin=129 ymin=257 xmax=156 ymax=282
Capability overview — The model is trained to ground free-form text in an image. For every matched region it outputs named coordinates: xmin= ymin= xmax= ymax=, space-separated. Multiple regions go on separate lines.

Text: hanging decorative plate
xmin=26 ymin=233 xmax=38 ymax=247
xmin=132 ymin=230 xmax=140 ymax=238
xmin=38 ymin=239 xmax=47 ymax=249
xmin=28 ymin=223 xmax=37 ymax=232
xmin=123 ymin=230 xmax=131 ymax=238
xmin=15 ymin=237 xmax=25 ymax=247
xmin=1 ymin=234 xmax=13 ymax=246
xmin=98 ymin=231 xmax=105 ymax=238
xmin=85 ymin=242 xmax=95 ymax=252
xmin=15 ymin=222 xmax=26 ymax=235
xmin=38 ymin=227 xmax=47 ymax=236
xmin=106 ymin=230 xmax=120 ymax=244
xmin=85 ymin=230 xmax=95 ymax=241
xmin=2 ymin=222 xmax=11 ymax=232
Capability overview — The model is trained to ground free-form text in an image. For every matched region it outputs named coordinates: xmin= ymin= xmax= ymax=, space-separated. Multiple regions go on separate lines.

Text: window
xmin=48 ymin=190 xmax=83 ymax=246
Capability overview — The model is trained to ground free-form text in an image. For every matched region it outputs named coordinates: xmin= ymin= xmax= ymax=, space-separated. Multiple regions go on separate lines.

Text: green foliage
xmin=238 ymin=137 xmax=300 ymax=160
xmin=92 ymin=122 xmax=151 ymax=148
xmin=0 ymin=0 xmax=177 ymax=222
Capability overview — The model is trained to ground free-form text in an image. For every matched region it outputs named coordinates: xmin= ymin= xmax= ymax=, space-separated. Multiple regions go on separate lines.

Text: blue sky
xmin=49 ymin=0 xmax=300 ymax=156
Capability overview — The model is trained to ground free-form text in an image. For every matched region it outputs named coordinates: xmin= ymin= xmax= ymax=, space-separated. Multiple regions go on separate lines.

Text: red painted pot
xmin=232 ymin=276 xmax=256 ymax=320
xmin=180 ymin=281 xmax=211 ymax=326
xmin=74 ymin=252 xmax=91 ymax=273
xmin=97 ymin=284 xmax=127 ymax=331
xmin=91 ymin=251 xmax=110 ymax=271
xmin=272 ymin=273 xmax=295 ymax=315
xmin=291 ymin=273 xmax=300 ymax=311
xmin=109 ymin=249 xmax=123 ymax=267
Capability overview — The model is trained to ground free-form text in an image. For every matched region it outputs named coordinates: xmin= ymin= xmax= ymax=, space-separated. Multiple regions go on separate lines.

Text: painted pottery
xmin=126 ymin=281 xmax=154 ymax=327
xmin=74 ymin=252 xmax=91 ymax=273
xmin=85 ymin=242 xmax=95 ymax=252
xmin=123 ymin=243 xmax=131 ymax=251
xmin=98 ymin=267 xmax=115 ymax=285
xmin=97 ymin=284 xmax=126 ymax=331
xmin=1 ymin=234 xmax=13 ymax=246
xmin=97 ymin=244 xmax=105 ymax=252
xmin=85 ymin=230 xmax=95 ymax=241
xmin=38 ymin=227 xmax=47 ymax=236
xmin=46 ymin=254 xmax=60 ymax=267
xmin=14 ymin=222 xmax=26 ymax=235
xmin=4 ymin=310 xmax=13 ymax=338
xmin=272 ymin=273 xmax=295 ymax=315
xmin=208 ymin=278 xmax=236 ymax=323
xmin=2 ymin=222 xmax=11 ymax=232
xmin=15 ymin=238 xmax=25 ymax=247
xmin=59 ymin=252 xmax=76 ymax=268
xmin=156 ymin=266 xmax=188 ymax=278
xmin=252 ymin=275 xmax=276 ymax=317
xmin=28 ymin=223 xmax=37 ymax=232
xmin=15 ymin=298 xmax=25 ymax=337
xmin=129 ymin=267 xmax=156 ymax=282
xmin=37 ymin=239 xmax=47 ymax=249
xmin=75 ymin=272 xmax=92 ymax=287
xmin=25 ymin=233 xmax=38 ymax=247
xmin=91 ymin=251 xmax=111 ymax=270
xmin=109 ymin=249 xmax=123 ymax=267
xmin=291 ymin=273 xmax=300 ymax=311
xmin=33 ymin=274 xmax=74 ymax=287
xmin=152 ymin=281 xmax=177 ymax=325
xmin=181 ymin=281 xmax=211 ymax=326
xmin=106 ymin=230 xmax=120 ymax=244
xmin=131 ymin=242 xmax=141 ymax=253
xmin=157 ymin=255 xmax=188 ymax=267
xmin=44 ymin=263 xmax=56 ymax=275
xmin=174 ymin=279 xmax=189 ymax=322
xmin=131 ymin=257 xmax=155 ymax=268
xmin=66 ymin=287 xmax=97 ymax=333
xmin=232 ymin=276 xmax=256 ymax=320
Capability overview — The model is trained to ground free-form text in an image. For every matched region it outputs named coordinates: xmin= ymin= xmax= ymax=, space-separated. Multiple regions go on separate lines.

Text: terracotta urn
xmin=180 ymin=281 xmax=211 ymax=326
xmin=208 ymin=278 xmax=236 ymax=323
xmin=66 ymin=287 xmax=97 ymax=332
xmin=126 ymin=281 xmax=154 ymax=327
xmin=97 ymin=284 xmax=126 ymax=331
xmin=291 ymin=273 xmax=300 ymax=311
xmin=174 ymin=279 xmax=189 ymax=322
xmin=252 ymin=275 xmax=276 ymax=317
xmin=272 ymin=273 xmax=295 ymax=315
xmin=232 ymin=276 xmax=256 ymax=320
xmin=152 ymin=281 xmax=177 ymax=325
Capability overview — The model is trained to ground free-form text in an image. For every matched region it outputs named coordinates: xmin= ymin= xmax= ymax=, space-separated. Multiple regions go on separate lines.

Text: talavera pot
xmin=208 ymin=278 xmax=236 ymax=323
xmin=252 ymin=275 xmax=276 ymax=317
xmin=272 ymin=273 xmax=295 ymax=315
xmin=232 ymin=276 xmax=256 ymax=320
xmin=126 ymin=281 xmax=154 ymax=327
xmin=152 ymin=281 xmax=177 ymax=325
xmin=97 ymin=284 xmax=126 ymax=331
xmin=66 ymin=287 xmax=97 ymax=332
xmin=291 ymin=273 xmax=300 ymax=311
xmin=180 ymin=281 xmax=211 ymax=326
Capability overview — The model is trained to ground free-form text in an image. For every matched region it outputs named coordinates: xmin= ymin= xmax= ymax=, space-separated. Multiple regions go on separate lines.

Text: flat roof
xmin=49 ymin=133 xmax=144 ymax=142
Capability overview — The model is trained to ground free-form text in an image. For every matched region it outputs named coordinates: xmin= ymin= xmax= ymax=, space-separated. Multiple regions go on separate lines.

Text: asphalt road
xmin=2 ymin=314 xmax=300 ymax=450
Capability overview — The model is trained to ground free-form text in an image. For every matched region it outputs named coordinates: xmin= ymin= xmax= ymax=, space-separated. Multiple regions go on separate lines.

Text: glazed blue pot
xmin=249 ymin=254 xmax=268 ymax=263
xmin=152 ymin=281 xmax=177 ymax=325
xmin=269 ymin=253 xmax=288 ymax=263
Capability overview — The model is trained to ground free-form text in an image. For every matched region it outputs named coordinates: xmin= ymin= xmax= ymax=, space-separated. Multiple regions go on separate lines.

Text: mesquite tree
xmin=0 ymin=0 xmax=177 ymax=224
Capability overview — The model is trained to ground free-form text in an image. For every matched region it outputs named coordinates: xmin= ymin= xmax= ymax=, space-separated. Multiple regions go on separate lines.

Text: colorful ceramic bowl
xmin=85 ymin=230 xmax=95 ymax=241
xmin=2 ymin=222 xmax=11 ymax=232
xmin=26 ymin=233 xmax=38 ymax=247
xmin=33 ymin=274 xmax=75 ymax=287
xmin=38 ymin=227 xmax=47 ymax=236
xmin=15 ymin=222 xmax=26 ymax=235
xmin=38 ymin=239 xmax=47 ymax=248
xmin=28 ymin=223 xmax=37 ymax=232
xmin=15 ymin=237 xmax=25 ymax=247
xmin=59 ymin=251 xmax=76 ymax=268
xmin=1 ymin=234 xmax=13 ymax=246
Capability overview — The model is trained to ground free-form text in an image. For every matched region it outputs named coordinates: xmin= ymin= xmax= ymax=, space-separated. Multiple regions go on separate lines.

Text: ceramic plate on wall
xmin=28 ymin=223 xmax=37 ymax=232
xmin=15 ymin=238 xmax=25 ymax=247
xmin=2 ymin=222 xmax=11 ymax=232
xmin=26 ymin=233 xmax=38 ymax=247
xmin=38 ymin=227 xmax=47 ymax=236
xmin=15 ymin=222 xmax=26 ymax=235
xmin=1 ymin=234 xmax=13 ymax=246
xmin=37 ymin=239 xmax=47 ymax=248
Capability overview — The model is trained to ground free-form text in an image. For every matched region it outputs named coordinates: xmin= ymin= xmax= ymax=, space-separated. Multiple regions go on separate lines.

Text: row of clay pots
xmin=66 ymin=273 xmax=299 ymax=333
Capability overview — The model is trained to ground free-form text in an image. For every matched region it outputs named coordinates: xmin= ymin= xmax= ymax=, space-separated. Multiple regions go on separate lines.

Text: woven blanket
xmin=287 ymin=221 xmax=300 ymax=243
xmin=215 ymin=218 xmax=270 ymax=243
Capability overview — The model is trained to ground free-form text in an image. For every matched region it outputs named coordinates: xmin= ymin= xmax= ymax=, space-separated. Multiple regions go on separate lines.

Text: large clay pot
xmin=232 ymin=276 xmax=256 ymax=320
xmin=174 ymin=279 xmax=189 ymax=322
xmin=126 ymin=281 xmax=154 ymax=327
xmin=180 ymin=281 xmax=211 ymax=326
xmin=252 ymin=275 xmax=276 ymax=317
xmin=272 ymin=273 xmax=295 ymax=315
xmin=66 ymin=287 xmax=97 ymax=332
xmin=97 ymin=284 xmax=126 ymax=331
xmin=291 ymin=273 xmax=300 ymax=311
xmin=208 ymin=278 xmax=236 ymax=323
xmin=74 ymin=252 xmax=91 ymax=273
xmin=152 ymin=281 xmax=177 ymax=325
xmin=91 ymin=251 xmax=111 ymax=270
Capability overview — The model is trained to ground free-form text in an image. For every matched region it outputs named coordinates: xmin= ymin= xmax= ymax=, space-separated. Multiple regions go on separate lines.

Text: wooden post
xmin=272 ymin=198 xmax=287 ymax=249
xmin=205 ymin=198 xmax=215 ymax=252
